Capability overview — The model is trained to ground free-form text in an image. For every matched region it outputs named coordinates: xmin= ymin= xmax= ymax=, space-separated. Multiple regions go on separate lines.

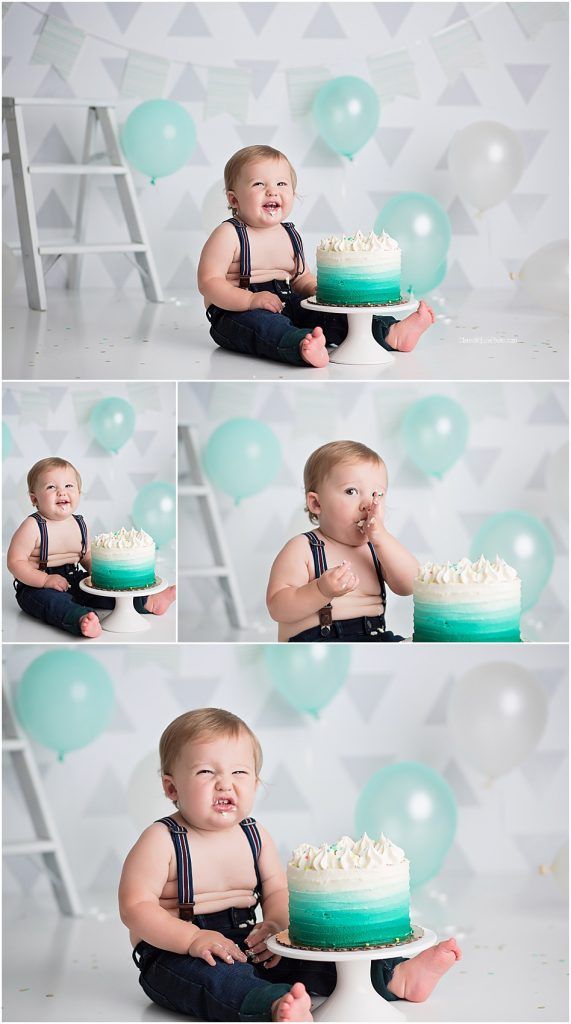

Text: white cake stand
xmin=301 ymin=297 xmax=418 ymax=365
xmin=79 ymin=576 xmax=167 ymax=633
xmin=267 ymin=926 xmax=436 ymax=1022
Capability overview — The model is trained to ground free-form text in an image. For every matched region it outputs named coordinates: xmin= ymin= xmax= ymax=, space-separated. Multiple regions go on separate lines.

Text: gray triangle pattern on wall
xmin=167 ymin=3 xmax=212 ymax=37
xmin=303 ymin=3 xmax=347 ymax=38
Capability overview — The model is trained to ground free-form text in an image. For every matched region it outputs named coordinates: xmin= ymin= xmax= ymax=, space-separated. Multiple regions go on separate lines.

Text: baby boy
xmin=197 ymin=144 xmax=435 ymax=368
xmin=120 ymin=707 xmax=461 ymax=1022
xmin=6 ymin=457 xmax=175 ymax=639
xmin=267 ymin=441 xmax=419 ymax=642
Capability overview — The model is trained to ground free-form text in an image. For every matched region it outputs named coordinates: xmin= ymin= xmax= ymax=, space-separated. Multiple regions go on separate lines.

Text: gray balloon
xmin=448 ymin=663 xmax=547 ymax=779
xmin=449 ymin=121 xmax=524 ymax=212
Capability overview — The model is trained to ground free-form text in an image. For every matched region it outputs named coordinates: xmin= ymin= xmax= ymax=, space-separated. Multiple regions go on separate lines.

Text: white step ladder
xmin=178 ymin=424 xmax=248 ymax=630
xmin=2 ymin=97 xmax=163 ymax=311
xmin=2 ymin=678 xmax=82 ymax=916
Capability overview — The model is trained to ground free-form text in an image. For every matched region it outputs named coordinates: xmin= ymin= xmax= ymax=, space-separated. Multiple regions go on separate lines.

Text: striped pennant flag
xmin=509 ymin=2 xmax=567 ymax=38
xmin=205 ymin=66 xmax=251 ymax=121
xmin=367 ymin=49 xmax=419 ymax=102
xmin=31 ymin=14 xmax=85 ymax=80
xmin=285 ymin=67 xmax=330 ymax=119
xmin=431 ymin=19 xmax=486 ymax=82
xmin=121 ymin=49 xmax=170 ymax=99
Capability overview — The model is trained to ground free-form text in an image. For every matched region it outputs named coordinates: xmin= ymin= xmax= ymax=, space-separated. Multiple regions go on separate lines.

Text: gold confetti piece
xmin=19 ymin=987 xmax=30 ymax=991
xmin=46 ymin=993 xmax=54 ymax=998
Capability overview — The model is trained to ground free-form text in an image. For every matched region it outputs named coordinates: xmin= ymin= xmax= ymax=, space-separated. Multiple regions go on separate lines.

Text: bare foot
xmin=300 ymin=326 xmax=329 ymax=367
xmin=388 ymin=938 xmax=462 ymax=1002
xmin=385 ymin=299 xmax=436 ymax=352
xmin=79 ymin=611 xmax=102 ymax=638
xmin=272 ymin=982 xmax=313 ymax=1022
xmin=145 ymin=585 xmax=176 ymax=615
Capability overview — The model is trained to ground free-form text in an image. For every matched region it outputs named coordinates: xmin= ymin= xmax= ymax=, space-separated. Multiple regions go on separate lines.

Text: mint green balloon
xmin=313 ymin=76 xmax=380 ymax=159
xmin=15 ymin=651 xmax=114 ymax=760
xmin=90 ymin=397 xmax=135 ymax=454
xmin=375 ymin=193 xmax=451 ymax=291
xmin=470 ymin=512 xmax=554 ymax=611
xmin=3 ymin=421 xmax=13 ymax=460
xmin=203 ymin=418 xmax=281 ymax=504
xmin=264 ymin=646 xmax=350 ymax=717
xmin=132 ymin=481 xmax=175 ymax=548
xmin=121 ymin=100 xmax=196 ymax=183
xmin=404 ymin=258 xmax=447 ymax=297
xmin=355 ymin=761 xmax=457 ymax=888
xmin=402 ymin=395 xmax=469 ymax=478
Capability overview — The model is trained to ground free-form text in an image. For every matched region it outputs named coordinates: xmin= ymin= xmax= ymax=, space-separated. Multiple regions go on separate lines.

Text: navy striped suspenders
xmin=157 ymin=816 xmax=263 ymax=919
xmin=30 ymin=512 xmax=49 ymax=571
xmin=74 ymin=514 xmax=88 ymax=559
xmin=225 ymin=217 xmax=306 ymax=289
xmin=368 ymin=542 xmax=387 ymax=606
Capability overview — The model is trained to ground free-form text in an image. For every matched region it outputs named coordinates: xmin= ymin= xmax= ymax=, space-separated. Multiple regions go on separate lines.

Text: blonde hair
xmin=224 ymin=145 xmax=298 ymax=213
xmin=304 ymin=441 xmax=386 ymax=525
xmin=159 ymin=708 xmax=263 ymax=779
xmin=27 ymin=458 xmax=82 ymax=499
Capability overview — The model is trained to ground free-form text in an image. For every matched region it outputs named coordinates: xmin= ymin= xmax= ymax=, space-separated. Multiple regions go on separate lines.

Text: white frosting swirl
xmin=289 ymin=833 xmax=406 ymax=871
xmin=92 ymin=526 xmax=154 ymax=550
xmin=317 ymin=229 xmax=400 ymax=254
xmin=415 ymin=555 xmax=519 ymax=585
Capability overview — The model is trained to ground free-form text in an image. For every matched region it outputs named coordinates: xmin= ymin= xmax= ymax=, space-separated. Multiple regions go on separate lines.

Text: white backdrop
xmin=3 ymin=643 xmax=568 ymax=899
xmin=2 ymin=2 xmax=568 ymax=293
xmin=179 ymin=381 xmax=569 ymax=641
xmin=2 ymin=381 xmax=176 ymax=596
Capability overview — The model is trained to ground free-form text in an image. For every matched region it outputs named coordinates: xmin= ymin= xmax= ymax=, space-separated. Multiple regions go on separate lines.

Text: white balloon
xmin=449 ymin=121 xmax=524 ymax=212
xmin=3 ymin=243 xmax=19 ymax=294
xmin=546 ymin=441 xmax=569 ymax=521
xmin=518 ymin=240 xmax=569 ymax=315
xmin=201 ymin=178 xmax=231 ymax=236
xmin=448 ymin=663 xmax=548 ymax=779
xmin=127 ymin=751 xmax=173 ymax=832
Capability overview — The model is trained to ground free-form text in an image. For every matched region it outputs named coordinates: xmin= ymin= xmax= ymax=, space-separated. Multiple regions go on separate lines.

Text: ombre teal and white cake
xmin=287 ymin=834 xmax=413 ymax=950
xmin=316 ymin=230 xmax=401 ymax=306
xmin=413 ymin=555 xmax=521 ymax=643
xmin=91 ymin=527 xmax=156 ymax=590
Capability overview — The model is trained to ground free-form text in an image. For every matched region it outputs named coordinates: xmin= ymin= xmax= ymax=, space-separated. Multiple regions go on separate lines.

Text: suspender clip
xmin=239 ymin=276 xmax=250 ymax=289
xmin=178 ymin=902 xmax=195 ymax=921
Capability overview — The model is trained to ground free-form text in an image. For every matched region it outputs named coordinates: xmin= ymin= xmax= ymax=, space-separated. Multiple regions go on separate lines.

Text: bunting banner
xmin=121 ymin=49 xmax=170 ymax=99
xmin=126 ymin=382 xmax=163 ymax=413
xmin=18 ymin=390 xmax=53 ymax=429
xmin=285 ymin=66 xmax=330 ymax=119
xmin=31 ymin=13 xmax=85 ymax=80
xmin=367 ymin=49 xmax=420 ymax=102
xmin=204 ymin=66 xmax=251 ymax=121
xmin=431 ymin=19 xmax=486 ymax=82
xmin=508 ymin=2 xmax=567 ymax=39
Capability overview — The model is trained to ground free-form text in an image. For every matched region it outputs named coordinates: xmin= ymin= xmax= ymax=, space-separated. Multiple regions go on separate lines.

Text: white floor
xmin=2 ymin=555 xmax=176 ymax=643
xmin=3 ymin=287 xmax=567 ymax=382
xmin=2 ymin=873 xmax=567 ymax=1022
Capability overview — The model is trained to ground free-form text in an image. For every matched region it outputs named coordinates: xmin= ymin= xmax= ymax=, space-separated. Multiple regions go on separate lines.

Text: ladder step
xmin=4 ymin=839 xmax=57 ymax=855
xmin=29 ymin=164 xmax=127 ymax=176
xmin=179 ymin=567 xmax=229 ymax=579
xmin=4 ymin=98 xmax=117 ymax=108
xmin=179 ymin=485 xmax=208 ymax=497
xmin=2 ymin=738 xmax=25 ymax=751
xmin=39 ymin=242 xmax=147 ymax=255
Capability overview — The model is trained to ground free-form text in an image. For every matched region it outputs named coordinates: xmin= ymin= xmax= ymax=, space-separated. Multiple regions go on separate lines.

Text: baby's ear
xmin=161 ymin=774 xmax=178 ymax=804
xmin=306 ymin=491 xmax=321 ymax=515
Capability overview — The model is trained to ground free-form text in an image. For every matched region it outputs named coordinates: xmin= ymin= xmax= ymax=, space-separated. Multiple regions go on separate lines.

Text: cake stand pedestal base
xmin=267 ymin=927 xmax=436 ymax=1023
xmin=300 ymin=298 xmax=418 ymax=366
xmin=79 ymin=576 xmax=168 ymax=633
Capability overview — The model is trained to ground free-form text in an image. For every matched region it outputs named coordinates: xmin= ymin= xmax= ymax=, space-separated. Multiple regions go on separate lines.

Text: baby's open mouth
xmin=213 ymin=798 xmax=235 ymax=811
xmin=263 ymin=202 xmax=280 ymax=212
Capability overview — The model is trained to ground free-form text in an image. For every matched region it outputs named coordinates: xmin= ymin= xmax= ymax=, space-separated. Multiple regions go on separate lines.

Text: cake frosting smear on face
xmin=287 ymin=833 xmax=412 ymax=950
xmin=91 ymin=527 xmax=156 ymax=590
xmin=413 ymin=555 xmax=521 ymax=642
xmin=316 ymin=230 xmax=401 ymax=306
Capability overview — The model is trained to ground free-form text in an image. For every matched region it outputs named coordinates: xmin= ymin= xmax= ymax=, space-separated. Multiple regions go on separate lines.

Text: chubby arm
xmin=118 ymin=823 xmax=200 ymax=953
xmin=375 ymin=526 xmax=419 ymax=595
xmin=257 ymin=826 xmax=289 ymax=931
xmin=197 ymin=223 xmax=254 ymax=312
xmin=291 ymin=267 xmax=317 ymax=299
xmin=7 ymin=519 xmax=49 ymax=587
xmin=80 ymin=525 xmax=92 ymax=573
xmin=266 ymin=535 xmax=324 ymax=623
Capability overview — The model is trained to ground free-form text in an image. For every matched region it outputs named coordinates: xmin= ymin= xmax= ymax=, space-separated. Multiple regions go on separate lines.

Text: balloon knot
xmin=150 ymin=177 xmax=156 ymax=186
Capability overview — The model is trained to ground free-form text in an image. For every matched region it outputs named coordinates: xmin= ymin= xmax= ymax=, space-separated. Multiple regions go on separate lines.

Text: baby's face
xmin=30 ymin=466 xmax=81 ymax=521
xmin=307 ymin=459 xmax=387 ymax=545
xmin=227 ymin=157 xmax=294 ymax=228
xmin=163 ymin=731 xmax=258 ymax=832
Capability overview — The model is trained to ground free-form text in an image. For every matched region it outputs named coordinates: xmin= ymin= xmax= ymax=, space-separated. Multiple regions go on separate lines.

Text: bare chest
xmin=227 ymin=226 xmax=298 ymax=281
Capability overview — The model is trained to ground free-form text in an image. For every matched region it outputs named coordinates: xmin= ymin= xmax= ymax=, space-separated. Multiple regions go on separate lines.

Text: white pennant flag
xmin=367 ymin=49 xmax=419 ymax=103
xmin=509 ymin=2 xmax=567 ymax=39
xmin=31 ymin=14 xmax=85 ymax=80
xmin=205 ymin=67 xmax=251 ymax=122
xmin=285 ymin=67 xmax=330 ymax=119
xmin=121 ymin=49 xmax=170 ymax=99
xmin=431 ymin=19 xmax=486 ymax=82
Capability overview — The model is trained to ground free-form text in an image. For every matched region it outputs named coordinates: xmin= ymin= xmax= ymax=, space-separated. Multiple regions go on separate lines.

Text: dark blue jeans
xmin=133 ymin=908 xmax=402 ymax=1021
xmin=289 ymin=616 xmax=405 ymax=642
xmin=207 ymin=281 xmax=398 ymax=367
xmin=14 ymin=564 xmax=148 ymax=637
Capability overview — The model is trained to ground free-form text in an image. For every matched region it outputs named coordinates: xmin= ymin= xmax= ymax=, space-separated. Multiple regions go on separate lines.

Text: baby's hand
xmin=188 ymin=929 xmax=248 ymax=967
xmin=43 ymin=574 xmax=70 ymax=591
xmin=317 ymin=562 xmax=359 ymax=600
xmin=249 ymin=291 xmax=285 ymax=313
xmin=357 ymin=492 xmax=385 ymax=542
xmin=244 ymin=920 xmax=282 ymax=969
